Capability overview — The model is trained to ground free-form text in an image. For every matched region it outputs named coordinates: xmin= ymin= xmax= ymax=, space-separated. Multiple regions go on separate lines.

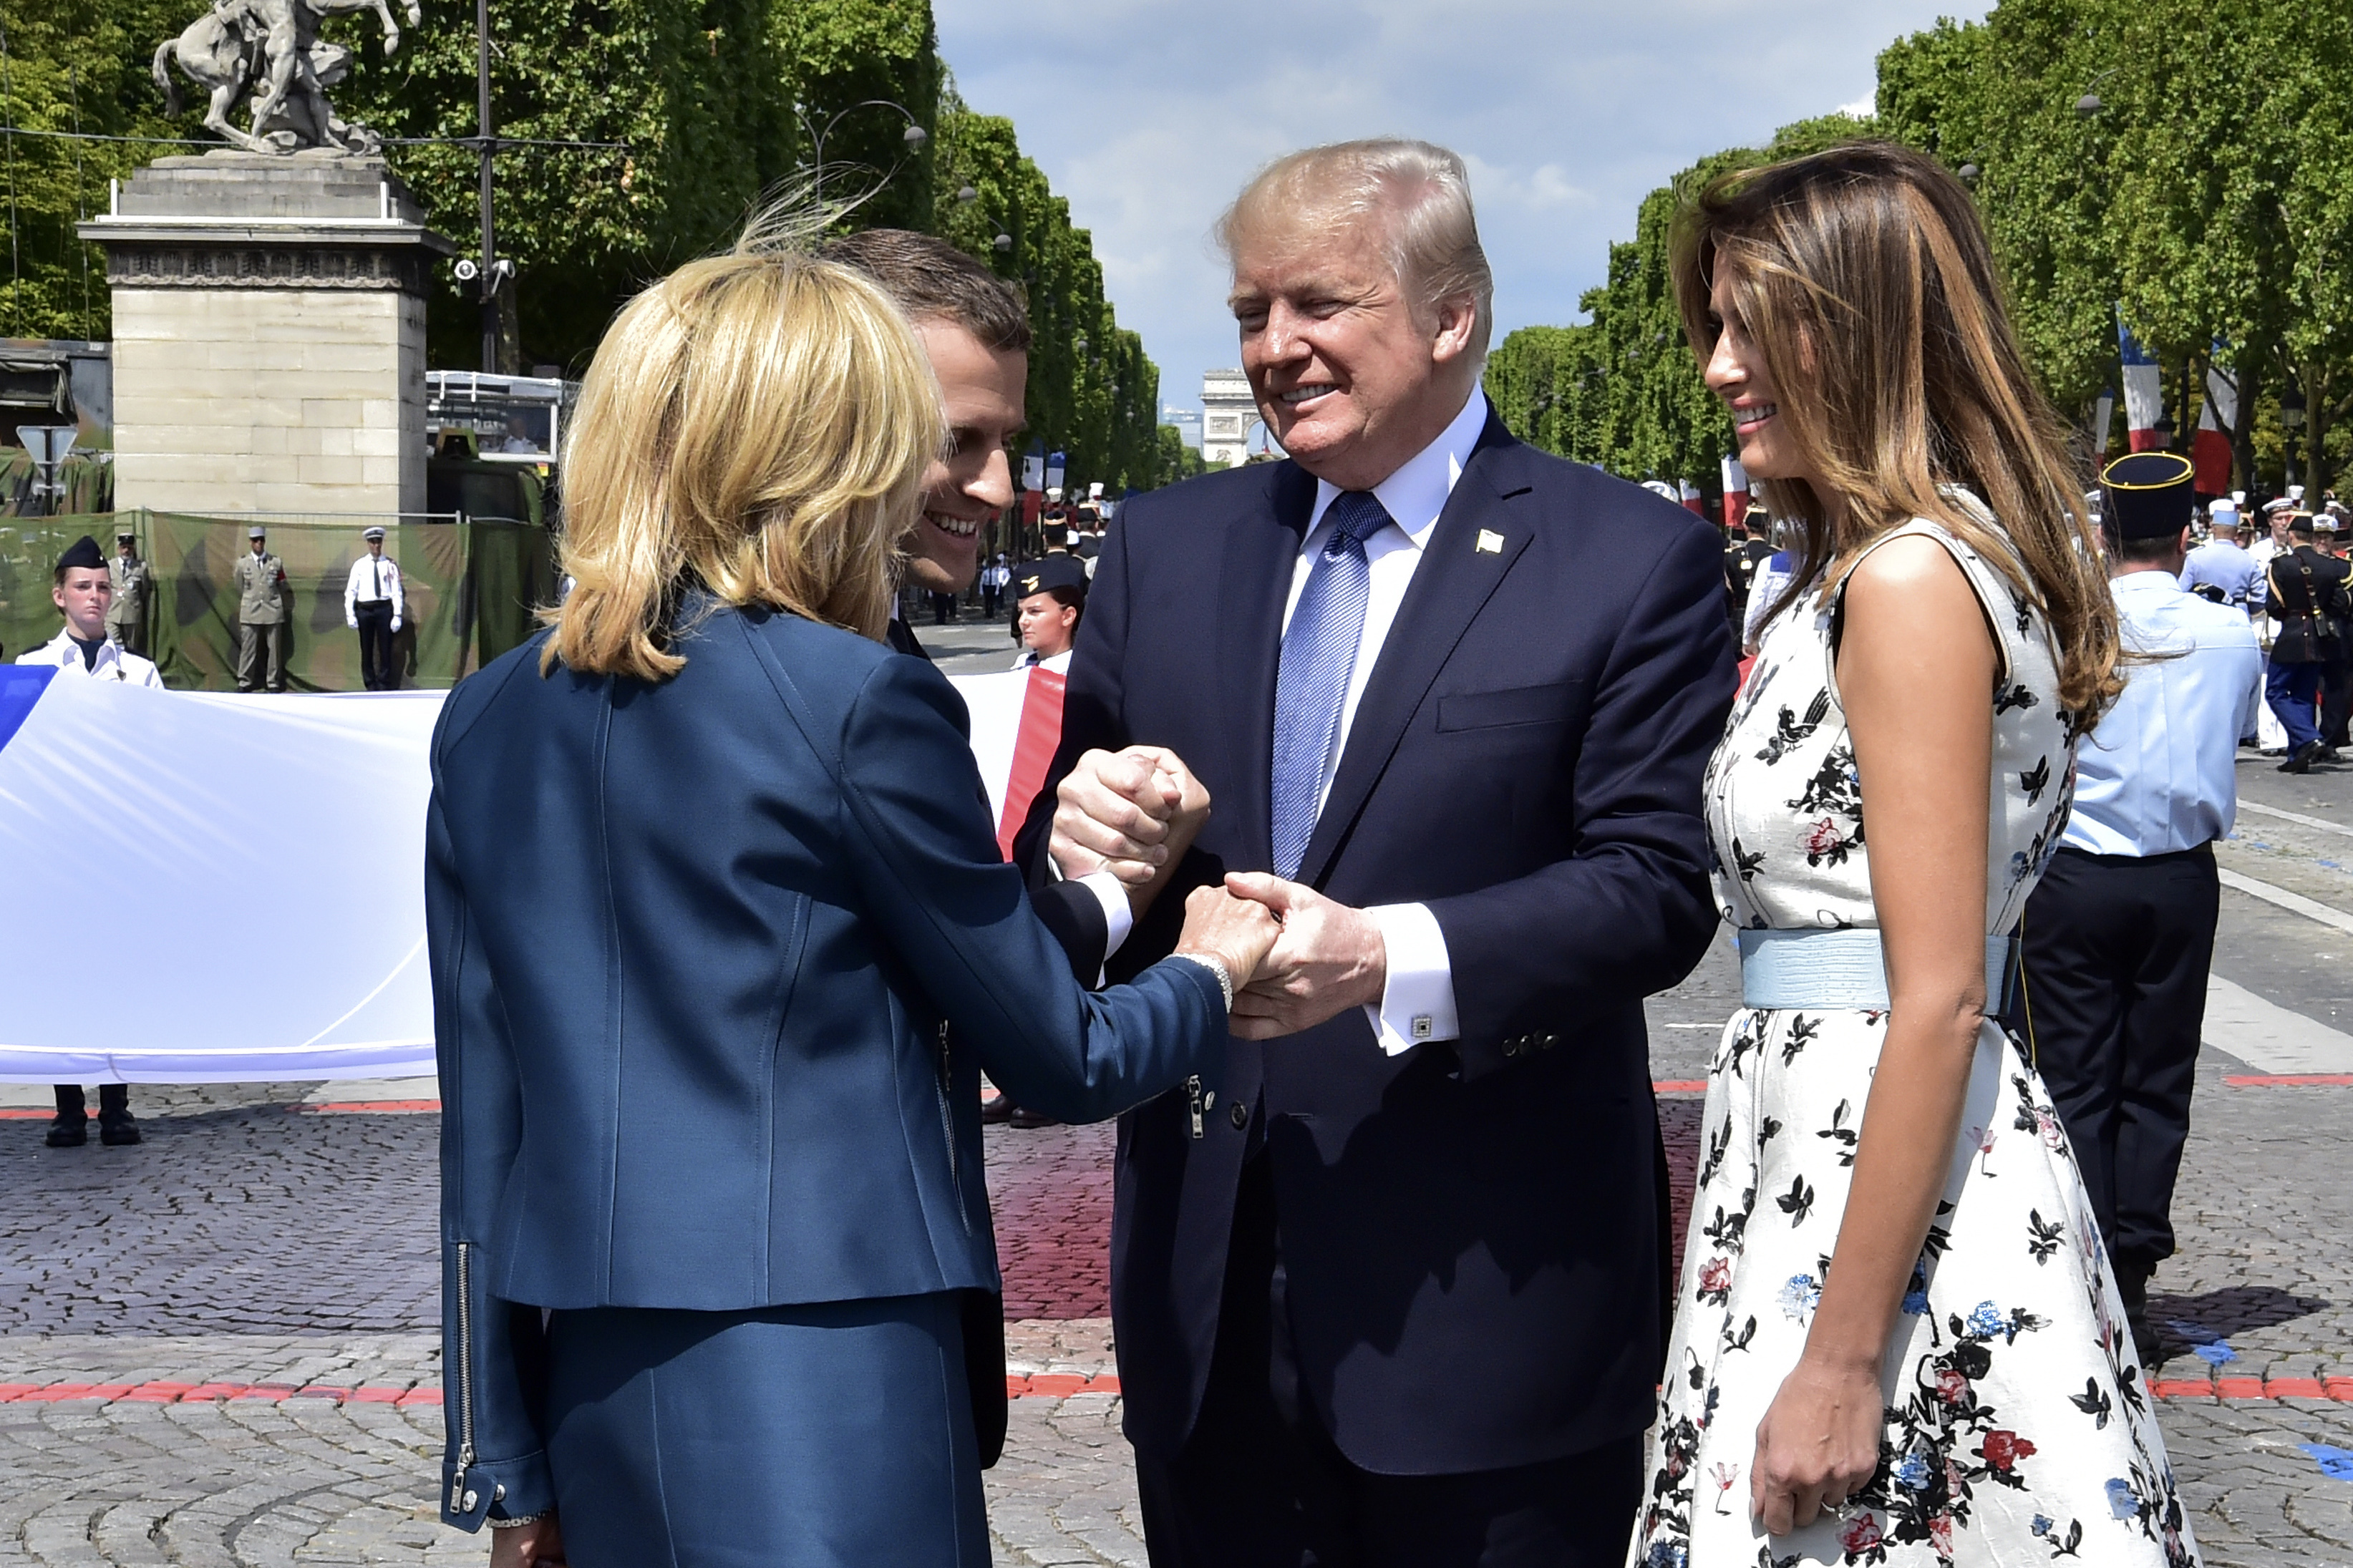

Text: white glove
xmin=390 ymin=616 xmax=403 ymax=634
xmin=346 ymin=617 xmax=359 ymax=630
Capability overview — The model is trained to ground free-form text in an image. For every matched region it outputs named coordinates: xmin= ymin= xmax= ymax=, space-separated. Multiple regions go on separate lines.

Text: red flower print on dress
xmin=1929 ymin=1513 xmax=1954 ymax=1555
xmin=1837 ymin=1512 xmax=1883 ymax=1553
xmin=1935 ymin=1366 xmax=1969 ymax=1405
xmin=1697 ymin=1256 xmax=1732 ymax=1305
xmin=1981 ymin=1429 xmax=2036 ymax=1471
xmin=1803 ymin=817 xmax=1846 ymax=865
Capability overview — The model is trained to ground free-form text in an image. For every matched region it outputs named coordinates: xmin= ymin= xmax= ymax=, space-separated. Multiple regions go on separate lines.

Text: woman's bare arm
xmin=1750 ymin=534 xmax=1997 ymax=1534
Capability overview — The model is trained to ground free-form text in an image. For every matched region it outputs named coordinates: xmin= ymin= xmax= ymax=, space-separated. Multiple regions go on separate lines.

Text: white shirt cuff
xmin=1079 ymin=870 xmax=1134 ymax=963
xmin=1363 ymin=902 xmax=1457 ymax=1055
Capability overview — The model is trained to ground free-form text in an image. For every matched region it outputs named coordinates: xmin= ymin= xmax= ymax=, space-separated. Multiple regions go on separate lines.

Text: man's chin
xmin=908 ymin=528 xmax=981 ymax=595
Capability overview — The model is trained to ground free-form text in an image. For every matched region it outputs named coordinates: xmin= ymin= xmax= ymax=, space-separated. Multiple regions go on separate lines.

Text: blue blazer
xmin=1020 ymin=412 xmax=1737 ymax=1474
xmin=429 ymin=602 xmax=1227 ymax=1528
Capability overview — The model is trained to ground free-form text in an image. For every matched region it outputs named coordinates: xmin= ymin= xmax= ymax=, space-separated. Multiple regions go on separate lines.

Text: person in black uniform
xmin=2321 ymin=515 xmax=2353 ymax=759
xmin=2005 ymin=452 xmax=2262 ymax=1362
xmin=2263 ymin=510 xmax=2351 ymax=772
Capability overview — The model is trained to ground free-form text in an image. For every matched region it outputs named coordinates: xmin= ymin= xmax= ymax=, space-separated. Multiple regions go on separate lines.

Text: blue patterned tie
xmin=1270 ymin=490 xmax=1390 ymax=880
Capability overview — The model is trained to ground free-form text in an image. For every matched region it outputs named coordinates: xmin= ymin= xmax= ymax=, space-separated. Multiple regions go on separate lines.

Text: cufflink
xmin=1411 ymin=1016 xmax=1434 ymax=1041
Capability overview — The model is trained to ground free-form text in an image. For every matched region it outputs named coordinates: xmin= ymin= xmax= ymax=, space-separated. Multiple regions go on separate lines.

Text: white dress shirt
xmin=16 ymin=627 xmax=165 ymax=687
xmin=2063 ymin=569 xmax=2262 ymax=857
xmin=344 ymin=552 xmax=406 ymax=621
xmin=1014 ymin=647 xmax=1074 ymax=673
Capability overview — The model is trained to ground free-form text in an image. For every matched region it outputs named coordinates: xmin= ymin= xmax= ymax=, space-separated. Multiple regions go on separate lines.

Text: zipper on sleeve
xmin=1187 ymin=1076 xmax=1205 ymax=1139
xmin=448 ymin=1240 xmax=479 ymax=1514
xmin=935 ymin=1022 xmax=973 ymax=1235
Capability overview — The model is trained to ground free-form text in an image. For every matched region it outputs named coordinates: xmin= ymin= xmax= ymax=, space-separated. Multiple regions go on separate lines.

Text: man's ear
xmin=1430 ymin=295 xmax=1478 ymax=365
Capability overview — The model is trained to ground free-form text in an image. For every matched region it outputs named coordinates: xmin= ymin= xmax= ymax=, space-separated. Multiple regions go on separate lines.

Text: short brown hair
xmin=815 ymin=229 xmax=1031 ymax=354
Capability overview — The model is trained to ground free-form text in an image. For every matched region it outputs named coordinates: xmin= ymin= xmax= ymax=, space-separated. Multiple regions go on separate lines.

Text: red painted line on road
xmin=2224 ymin=1073 xmax=2353 ymax=1087
xmin=0 ymin=1109 xmax=52 ymax=1120
xmin=2150 ymin=1375 xmax=2353 ymax=1402
xmin=1654 ymin=1080 xmax=1707 ymax=1094
xmin=0 ymin=1381 xmax=443 ymax=1406
xmin=1006 ymin=1373 xmax=1120 ymax=1397
xmin=291 ymin=1100 xmax=441 ymax=1114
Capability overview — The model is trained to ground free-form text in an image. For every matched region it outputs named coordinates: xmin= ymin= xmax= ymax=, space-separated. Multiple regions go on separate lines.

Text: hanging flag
xmin=2117 ymin=315 xmax=2166 ymax=452
xmin=1721 ymin=456 xmax=1750 ymax=531
xmin=2195 ymin=356 xmax=2238 ymax=497
xmin=1679 ymin=479 xmax=1707 ymax=519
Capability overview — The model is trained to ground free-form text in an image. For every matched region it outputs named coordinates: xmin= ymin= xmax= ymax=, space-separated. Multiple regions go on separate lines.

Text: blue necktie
xmin=1271 ymin=490 xmax=1390 ymax=880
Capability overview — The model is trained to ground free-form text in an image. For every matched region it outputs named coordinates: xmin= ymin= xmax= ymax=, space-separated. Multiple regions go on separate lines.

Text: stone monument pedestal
xmin=79 ymin=152 xmax=454 ymax=517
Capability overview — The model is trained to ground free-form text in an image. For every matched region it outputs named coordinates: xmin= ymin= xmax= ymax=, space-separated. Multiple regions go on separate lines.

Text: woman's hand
xmin=1751 ymin=1353 xmax=1883 ymax=1536
xmin=488 ymin=1514 xmax=565 ymax=1567
xmin=1174 ymin=885 xmax=1281 ymax=989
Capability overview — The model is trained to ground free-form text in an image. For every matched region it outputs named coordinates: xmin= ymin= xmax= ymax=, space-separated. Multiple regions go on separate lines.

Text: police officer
xmin=1010 ymin=554 xmax=1087 ymax=672
xmin=2263 ymin=509 xmax=2349 ymax=772
xmin=16 ymin=535 xmax=163 ymax=1146
xmin=107 ymin=528 xmax=151 ymax=658
xmin=2007 ymin=452 xmax=2260 ymax=1361
xmin=233 ymin=525 xmax=291 ymax=693
xmin=343 ymin=525 xmax=404 ymax=691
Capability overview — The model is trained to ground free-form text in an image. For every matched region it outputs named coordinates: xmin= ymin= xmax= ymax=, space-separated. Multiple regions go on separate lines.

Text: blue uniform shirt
xmin=2064 ymin=569 xmax=2263 ymax=857
xmin=2180 ymin=539 xmax=2262 ymax=613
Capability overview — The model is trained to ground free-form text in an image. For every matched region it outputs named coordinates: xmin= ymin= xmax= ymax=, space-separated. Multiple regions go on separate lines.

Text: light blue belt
xmin=1737 ymin=928 xmax=2014 ymax=1011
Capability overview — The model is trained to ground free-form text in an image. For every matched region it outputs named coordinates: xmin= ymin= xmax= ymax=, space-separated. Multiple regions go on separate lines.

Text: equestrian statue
xmin=153 ymin=0 xmax=421 ymax=156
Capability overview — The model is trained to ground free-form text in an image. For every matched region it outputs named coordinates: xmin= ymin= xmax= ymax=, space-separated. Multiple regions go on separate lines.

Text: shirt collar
xmin=42 ymin=628 xmax=117 ymax=670
xmin=2112 ymin=569 xmax=2185 ymax=599
xmin=1306 ymin=389 xmax=1490 ymax=549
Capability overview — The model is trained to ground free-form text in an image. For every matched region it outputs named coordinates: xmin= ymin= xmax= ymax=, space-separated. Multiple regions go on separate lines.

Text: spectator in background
xmin=17 ymin=533 xmax=161 ymax=1148
xmin=233 ymin=525 xmax=291 ymax=693
xmin=981 ymin=553 xmax=1010 ymax=618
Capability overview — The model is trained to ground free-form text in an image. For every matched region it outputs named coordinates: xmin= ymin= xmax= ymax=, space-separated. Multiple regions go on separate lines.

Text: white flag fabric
xmin=0 ymin=663 xmax=1029 ymax=1083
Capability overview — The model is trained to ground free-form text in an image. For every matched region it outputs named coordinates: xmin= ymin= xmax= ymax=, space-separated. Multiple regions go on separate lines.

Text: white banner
xmin=0 ymin=664 xmax=1029 ymax=1083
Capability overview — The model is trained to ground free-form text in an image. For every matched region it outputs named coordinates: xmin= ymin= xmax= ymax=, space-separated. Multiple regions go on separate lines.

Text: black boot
xmin=46 ymin=1084 xmax=87 ymax=1147
xmin=2114 ymin=1257 xmax=2157 ymax=1366
xmin=2281 ymin=739 xmax=2324 ymax=773
xmin=96 ymin=1083 xmax=140 ymax=1146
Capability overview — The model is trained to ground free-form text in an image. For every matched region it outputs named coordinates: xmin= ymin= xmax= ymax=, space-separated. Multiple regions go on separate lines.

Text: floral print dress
xmin=1628 ymin=505 xmax=2198 ymax=1568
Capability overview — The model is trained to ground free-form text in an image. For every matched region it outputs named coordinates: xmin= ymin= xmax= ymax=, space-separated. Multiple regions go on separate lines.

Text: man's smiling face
xmin=1229 ymin=210 xmax=1472 ymax=492
xmin=907 ymin=319 xmax=1025 ymax=598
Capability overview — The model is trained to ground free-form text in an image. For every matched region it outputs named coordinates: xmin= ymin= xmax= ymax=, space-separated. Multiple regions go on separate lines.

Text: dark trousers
xmin=1134 ymin=1156 xmax=1642 ymax=1568
xmin=931 ymin=590 xmax=958 ymax=625
xmin=2325 ymin=653 xmax=2353 ymax=748
xmin=2267 ymin=658 xmax=2323 ymax=750
xmin=2007 ymin=844 xmax=2217 ymax=1271
xmin=984 ymin=586 xmax=1001 ymax=618
xmin=54 ymin=1084 xmax=130 ymax=1122
xmin=354 ymin=600 xmax=396 ymax=691
xmin=109 ymin=621 xmax=145 ymax=658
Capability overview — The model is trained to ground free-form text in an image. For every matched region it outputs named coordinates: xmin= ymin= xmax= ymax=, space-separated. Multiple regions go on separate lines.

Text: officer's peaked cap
xmin=362 ymin=525 xmax=387 ymax=540
xmin=54 ymin=534 xmax=104 ymax=573
xmin=2100 ymin=451 xmax=2196 ymax=540
xmin=1014 ymin=555 xmax=1089 ymax=598
xmin=248 ymin=525 xmax=267 ymax=539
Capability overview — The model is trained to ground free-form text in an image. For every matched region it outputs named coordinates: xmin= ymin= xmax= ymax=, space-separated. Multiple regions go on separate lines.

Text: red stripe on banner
xmin=996 ymin=667 xmax=1067 ymax=861
xmin=2225 ymin=1073 xmax=2353 ymax=1088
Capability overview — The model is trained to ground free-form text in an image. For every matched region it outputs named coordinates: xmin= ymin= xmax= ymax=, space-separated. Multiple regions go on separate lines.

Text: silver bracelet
xmin=1171 ymin=953 xmax=1233 ymax=1012
xmin=487 ymin=1512 xmax=548 ymax=1528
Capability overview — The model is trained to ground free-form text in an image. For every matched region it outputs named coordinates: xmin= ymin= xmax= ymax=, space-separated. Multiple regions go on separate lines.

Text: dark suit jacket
xmin=1023 ymin=412 xmax=1736 ymax=1474
xmin=428 ymin=603 xmax=1226 ymax=1527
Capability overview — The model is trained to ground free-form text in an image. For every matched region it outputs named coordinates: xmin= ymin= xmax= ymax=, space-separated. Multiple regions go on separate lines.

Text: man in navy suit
xmin=1027 ymin=140 xmax=1737 ymax=1565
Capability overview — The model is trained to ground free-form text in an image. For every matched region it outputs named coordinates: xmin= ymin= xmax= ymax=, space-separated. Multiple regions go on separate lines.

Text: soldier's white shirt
xmin=1011 ymin=647 xmax=1074 ymax=673
xmin=344 ymin=552 xmax=405 ymax=618
xmin=15 ymin=627 xmax=165 ymax=687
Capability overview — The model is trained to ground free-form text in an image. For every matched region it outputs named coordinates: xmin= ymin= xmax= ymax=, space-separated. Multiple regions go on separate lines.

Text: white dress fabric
xmin=1629 ymin=504 xmax=2198 ymax=1568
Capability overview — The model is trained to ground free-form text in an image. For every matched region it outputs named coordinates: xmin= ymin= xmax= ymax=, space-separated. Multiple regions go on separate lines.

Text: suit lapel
xmin=1219 ymin=463 xmax=1317 ymax=874
xmin=1297 ymin=418 xmax=1533 ymax=888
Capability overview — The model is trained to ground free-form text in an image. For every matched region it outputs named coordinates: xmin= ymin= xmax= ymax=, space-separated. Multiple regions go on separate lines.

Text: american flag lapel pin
xmin=1475 ymin=529 xmax=1505 ymax=555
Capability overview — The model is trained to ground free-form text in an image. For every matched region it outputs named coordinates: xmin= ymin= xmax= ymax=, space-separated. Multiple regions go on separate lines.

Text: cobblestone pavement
xmin=4 ymin=755 xmax=2352 ymax=1562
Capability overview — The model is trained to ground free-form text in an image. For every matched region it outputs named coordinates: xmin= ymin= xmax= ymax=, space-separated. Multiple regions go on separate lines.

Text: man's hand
xmin=488 ymin=1514 xmax=565 ymax=1567
xmin=1221 ymin=873 xmax=1386 ymax=1040
xmin=1049 ymin=748 xmax=1212 ymax=922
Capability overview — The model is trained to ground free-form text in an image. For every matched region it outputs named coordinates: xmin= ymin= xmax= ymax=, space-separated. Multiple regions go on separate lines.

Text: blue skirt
xmin=545 ymin=1291 xmax=988 ymax=1567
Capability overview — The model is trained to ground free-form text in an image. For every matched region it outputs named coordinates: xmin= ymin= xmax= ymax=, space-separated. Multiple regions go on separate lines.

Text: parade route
xmin=1 ymin=751 xmax=2349 ymax=1564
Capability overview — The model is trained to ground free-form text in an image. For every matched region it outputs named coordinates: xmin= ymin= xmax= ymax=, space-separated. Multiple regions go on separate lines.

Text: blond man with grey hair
xmin=1021 ymin=138 xmax=1738 ymax=1565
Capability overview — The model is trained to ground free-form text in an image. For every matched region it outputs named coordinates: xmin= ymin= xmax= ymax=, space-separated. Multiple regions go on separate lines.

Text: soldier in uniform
xmin=2180 ymin=500 xmax=2259 ymax=611
xmin=1011 ymin=553 xmax=1087 ymax=672
xmin=2006 ymin=452 xmax=2261 ymax=1360
xmin=16 ymin=535 xmax=163 ymax=1146
xmin=233 ymin=524 xmax=291 ymax=693
xmin=2263 ymin=509 xmax=2350 ymax=772
xmin=342 ymin=525 xmax=404 ymax=691
xmin=107 ymin=527 xmax=152 ymax=658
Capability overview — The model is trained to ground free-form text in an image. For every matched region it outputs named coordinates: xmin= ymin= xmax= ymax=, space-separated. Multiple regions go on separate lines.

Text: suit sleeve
xmin=835 ymin=654 xmax=1226 ymax=1123
xmin=1429 ymin=520 xmax=1736 ymax=1081
xmin=427 ymin=744 xmax=555 ymax=1530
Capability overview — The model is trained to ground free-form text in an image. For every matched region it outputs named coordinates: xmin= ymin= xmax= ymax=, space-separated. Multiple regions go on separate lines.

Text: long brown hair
xmin=545 ymin=208 xmax=945 ymax=681
xmin=1670 ymin=141 xmax=2119 ymax=719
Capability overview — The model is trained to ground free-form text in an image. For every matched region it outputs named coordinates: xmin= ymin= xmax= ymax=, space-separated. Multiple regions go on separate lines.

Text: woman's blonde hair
xmin=1670 ymin=141 xmax=2120 ymax=719
xmin=544 ymin=209 xmax=944 ymax=680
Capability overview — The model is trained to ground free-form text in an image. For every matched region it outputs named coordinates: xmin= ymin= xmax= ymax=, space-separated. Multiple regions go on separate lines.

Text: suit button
xmin=1502 ymin=1036 xmax=1521 ymax=1057
xmin=1229 ymin=1101 xmax=1249 ymax=1130
xmin=1541 ymin=1033 xmax=1559 ymax=1051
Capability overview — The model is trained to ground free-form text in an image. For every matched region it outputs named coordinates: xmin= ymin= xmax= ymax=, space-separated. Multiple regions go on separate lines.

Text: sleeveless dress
xmin=1627 ymin=505 xmax=2199 ymax=1568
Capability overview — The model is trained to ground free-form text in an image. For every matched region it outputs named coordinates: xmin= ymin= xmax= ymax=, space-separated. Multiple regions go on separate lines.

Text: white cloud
xmin=936 ymin=0 xmax=1986 ymax=421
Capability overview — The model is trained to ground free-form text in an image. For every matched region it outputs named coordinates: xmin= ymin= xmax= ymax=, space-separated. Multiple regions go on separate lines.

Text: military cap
xmin=2208 ymin=499 xmax=2241 ymax=529
xmin=2318 ymin=512 xmax=2341 ymax=535
xmin=54 ymin=534 xmax=105 ymax=573
xmin=362 ymin=525 xmax=387 ymax=541
xmin=2100 ymin=451 xmax=2196 ymax=540
xmin=248 ymin=525 xmax=268 ymax=540
xmin=1012 ymin=555 xmax=1089 ymax=599
xmin=114 ymin=526 xmax=136 ymax=540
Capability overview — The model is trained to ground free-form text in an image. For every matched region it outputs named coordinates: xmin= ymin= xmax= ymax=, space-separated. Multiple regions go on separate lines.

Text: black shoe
xmin=2321 ymin=745 xmax=2345 ymax=764
xmin=44 ymin=1114 xmax=87 ymax=1148
xmin=98 ymin=1114 xmax=142 ymax=1147
xmin=979 ymin=1090 xmax=1014 ymax=1125
xmin=2114 ymin=1259 xmax=2155 ymax=1364
xmin=2280 ymin=740 xmax=2324 ymax=773
xmin=1006 ymin=1104 xmax=1059 ymax=1129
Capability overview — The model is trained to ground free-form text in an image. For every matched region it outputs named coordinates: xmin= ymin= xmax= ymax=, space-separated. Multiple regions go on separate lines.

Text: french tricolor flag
xmin=2195 ymin=359 xmax=2238 ymax=497
xmin=2117 ymin=316 xmax=2167 ymax=453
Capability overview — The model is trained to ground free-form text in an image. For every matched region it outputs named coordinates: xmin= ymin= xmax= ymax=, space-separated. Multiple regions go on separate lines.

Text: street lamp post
xmin=795 ymin=99 xmax=928 ymax=210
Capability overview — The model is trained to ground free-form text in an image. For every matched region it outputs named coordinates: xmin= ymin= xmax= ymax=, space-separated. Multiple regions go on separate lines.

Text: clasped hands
xmin=1049 ymin=747 xmax=1385 ymax=1038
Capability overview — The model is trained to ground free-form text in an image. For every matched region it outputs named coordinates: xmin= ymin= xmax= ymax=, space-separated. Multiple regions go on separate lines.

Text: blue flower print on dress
xmin=1893 ymin=1446 xmax=1936 ymax=1491
xmin=2106 ymin=1476 xmax=2138 ymax=1519
xmin=1967 ymin=1300 xmax=2007 ymax=1337
xmin=1779 ymin=1273 xmax=1822 ymax=1324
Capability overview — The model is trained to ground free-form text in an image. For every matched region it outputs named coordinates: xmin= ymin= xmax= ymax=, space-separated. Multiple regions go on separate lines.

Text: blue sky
xmin=933 ymin=0 xmax=1989 ymax=427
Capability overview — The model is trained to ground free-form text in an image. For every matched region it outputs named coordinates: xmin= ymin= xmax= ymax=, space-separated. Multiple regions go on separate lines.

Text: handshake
xmin=1047 ymin=746 xmax=1389 ymax=1040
